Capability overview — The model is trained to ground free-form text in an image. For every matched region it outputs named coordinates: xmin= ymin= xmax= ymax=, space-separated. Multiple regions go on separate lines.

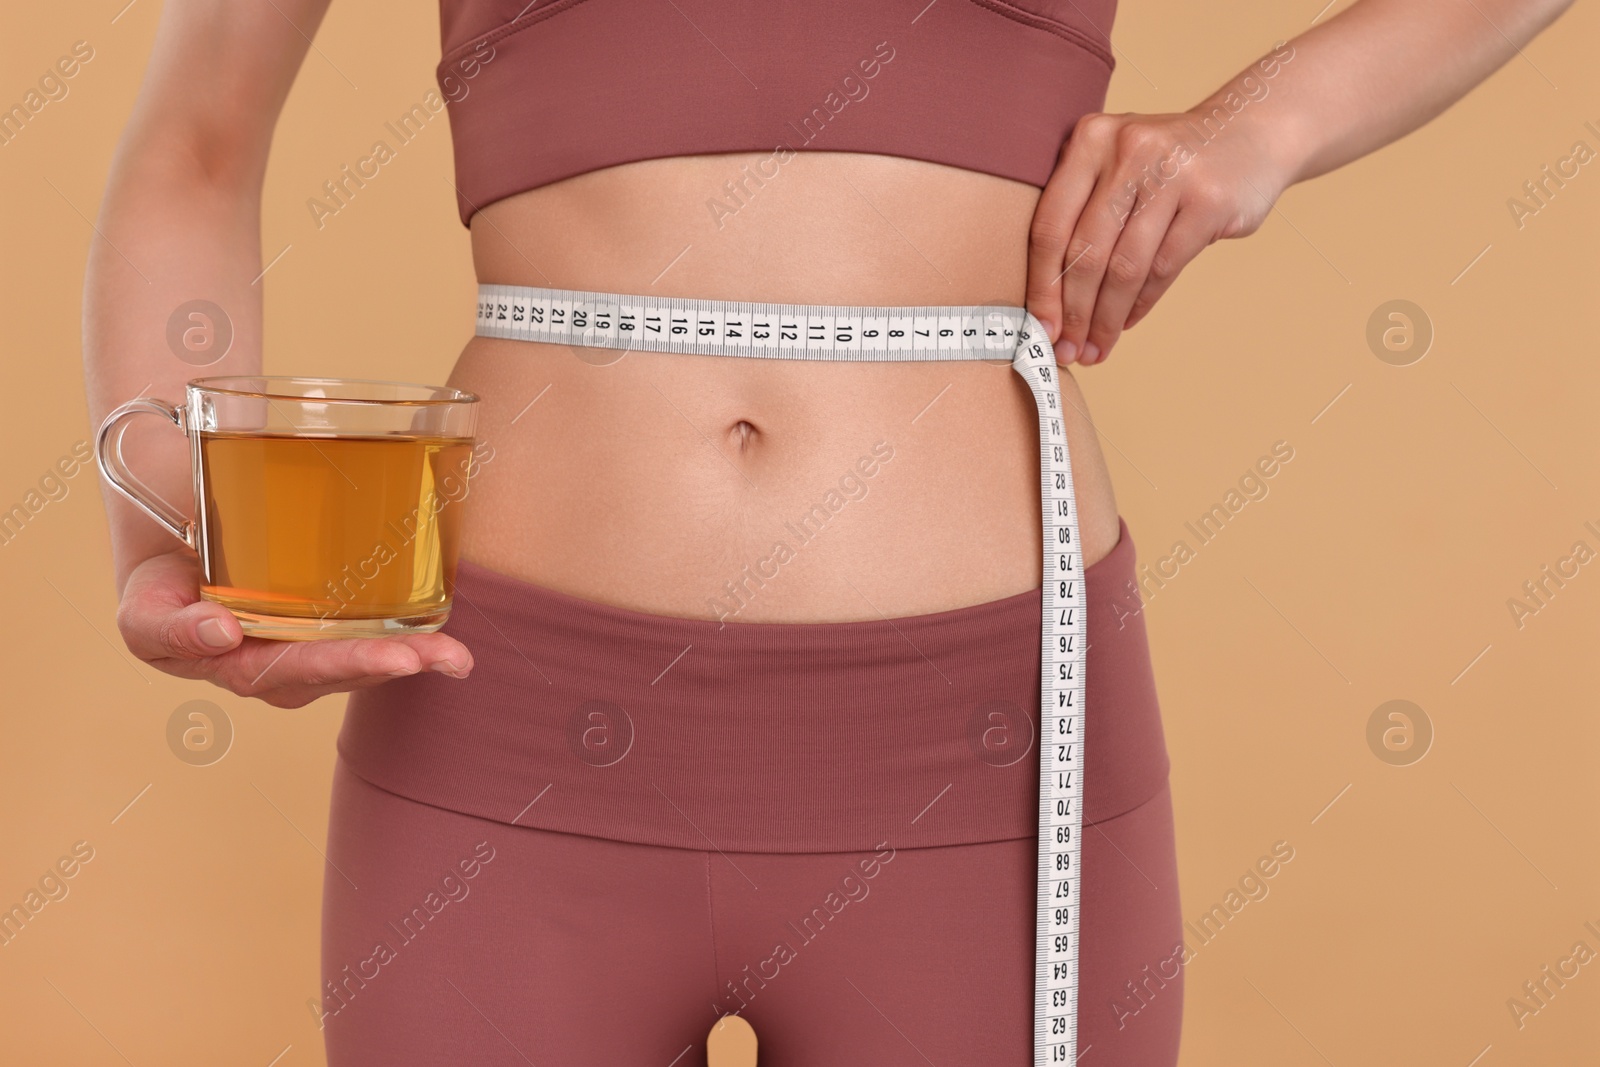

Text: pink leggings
xmin=323 ymin=517 xmax=1183 ymax=1065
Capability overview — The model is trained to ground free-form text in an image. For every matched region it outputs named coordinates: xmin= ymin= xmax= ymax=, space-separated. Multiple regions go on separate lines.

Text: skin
xmin=85 ymin=0 xmax=1573 ymax=707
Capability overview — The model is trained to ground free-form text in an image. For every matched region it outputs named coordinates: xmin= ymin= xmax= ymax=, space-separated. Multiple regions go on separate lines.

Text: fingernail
xmin=1060 ymin=340 xmax=1077 ymax=362
xmin=1082 ymin=342 xmax=1100 ymax=363
xmin=197 ymin=617 xmax=234 ymax=649
xmin=430 ymin=658 xmax=469 ymax=678
xmin=386 ymin=666 xmax=419 ymax=679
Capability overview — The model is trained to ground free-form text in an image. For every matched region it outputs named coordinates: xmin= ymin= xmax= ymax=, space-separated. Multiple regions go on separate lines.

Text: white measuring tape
xmin=476 ymin=284 xmax=1086 ymax=1063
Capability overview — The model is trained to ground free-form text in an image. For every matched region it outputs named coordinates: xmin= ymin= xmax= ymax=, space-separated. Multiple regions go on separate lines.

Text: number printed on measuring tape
xmin=476 ymin=285 xmax=1085 ymax=1066
xmin=476 ymin=284 xmax=1029 ymax=361
xmin=1006 ymin=332 xmax=1085 ymax=1067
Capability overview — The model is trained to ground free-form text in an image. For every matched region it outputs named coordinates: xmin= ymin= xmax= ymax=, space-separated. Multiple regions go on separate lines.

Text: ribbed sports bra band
xmin=474 ymin=282 xmax=1090 ymax=1065
xmin=436 ymin=0 xmax=1118 ymax=225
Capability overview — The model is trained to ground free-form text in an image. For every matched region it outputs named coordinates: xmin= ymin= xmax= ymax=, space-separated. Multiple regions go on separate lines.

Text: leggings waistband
xmin=336 ymin=515 xmax=1168 ymax=853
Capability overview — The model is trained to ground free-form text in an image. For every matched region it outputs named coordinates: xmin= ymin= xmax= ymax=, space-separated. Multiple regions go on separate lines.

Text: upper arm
xmin=122 ymin=0 xmax=335 ymax=186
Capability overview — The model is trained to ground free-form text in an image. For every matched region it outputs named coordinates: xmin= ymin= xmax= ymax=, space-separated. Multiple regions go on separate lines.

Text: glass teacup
xmin=96 ymin=376 xmax=481 ymax=640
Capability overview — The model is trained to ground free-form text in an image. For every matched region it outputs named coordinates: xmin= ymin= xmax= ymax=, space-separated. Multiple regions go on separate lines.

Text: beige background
xmin=2 ymin=0 xmax=1596 ymax=1063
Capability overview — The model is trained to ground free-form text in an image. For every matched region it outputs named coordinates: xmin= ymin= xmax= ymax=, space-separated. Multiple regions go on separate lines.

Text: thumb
xmin=158 ymin=601 xmax=243 ymax=659
xmin=1026 ymin=300 xmax=1063 ymax=347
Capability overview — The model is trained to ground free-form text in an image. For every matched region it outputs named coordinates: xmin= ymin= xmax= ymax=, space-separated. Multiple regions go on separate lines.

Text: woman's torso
xmin=447 ymin=150 xmax=1121 ymax=623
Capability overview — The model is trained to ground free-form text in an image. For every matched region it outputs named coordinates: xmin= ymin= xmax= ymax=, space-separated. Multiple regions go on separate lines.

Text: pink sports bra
xmin=436 ymin=0 xmax=1117 ymax=226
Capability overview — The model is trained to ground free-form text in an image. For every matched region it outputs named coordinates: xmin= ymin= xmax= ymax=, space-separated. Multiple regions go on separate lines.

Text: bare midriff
xmin=448 ymin=150 xmax=1120 ymax=623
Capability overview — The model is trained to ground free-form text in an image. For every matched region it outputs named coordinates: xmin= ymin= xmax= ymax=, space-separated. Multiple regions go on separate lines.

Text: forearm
xmin=85 ymin=128 xmax=265 ymax=593
xmin=1192 ymin=0 xmax=1575 ymax=189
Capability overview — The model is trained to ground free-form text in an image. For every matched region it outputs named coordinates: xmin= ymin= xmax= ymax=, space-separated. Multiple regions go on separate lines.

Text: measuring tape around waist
xmin=476 ymin=283 xmax=1086 ymax=1065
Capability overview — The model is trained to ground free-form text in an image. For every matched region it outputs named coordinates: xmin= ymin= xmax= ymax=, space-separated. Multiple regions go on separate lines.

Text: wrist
xmin=1182 ymin=39 xmax=1317 ymax=196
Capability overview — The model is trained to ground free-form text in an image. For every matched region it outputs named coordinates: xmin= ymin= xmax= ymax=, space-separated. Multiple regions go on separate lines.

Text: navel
xmin=728 ymin=419 xmax=759 ymax=454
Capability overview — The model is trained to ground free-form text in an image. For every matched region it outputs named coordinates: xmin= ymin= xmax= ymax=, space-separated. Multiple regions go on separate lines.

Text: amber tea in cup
xmin=97 ymin=377 xmax=481 ymax=640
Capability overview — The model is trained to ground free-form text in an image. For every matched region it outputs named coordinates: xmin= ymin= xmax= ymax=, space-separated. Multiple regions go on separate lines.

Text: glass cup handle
xmin=95 ymin=397 xmax=196 ymax=549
